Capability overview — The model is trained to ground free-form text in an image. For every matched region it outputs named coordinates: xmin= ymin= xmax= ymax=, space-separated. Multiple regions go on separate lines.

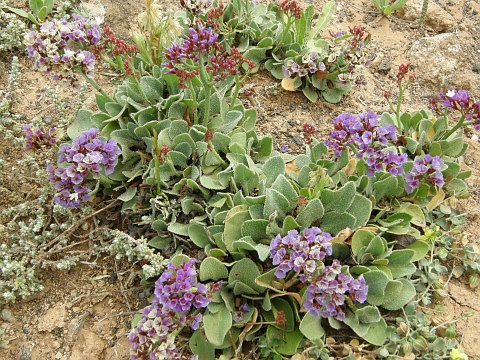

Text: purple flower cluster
xmin=324 ymin=112 xmax=407 ymax=176
xmin=46 ymin=128 xmax=120 ymax=208
xmin=164 ymin=23 xmax=254 ymax=86
xmin=128 ymin=259 xmax=220 ymax=360
xmin=282 ymin=53 xmax=326 ymax=79
xmin=270 ymin=227 xmax=333 ymax=282
xmin=24 ymin=15 xmax=100 ymax=81
xmin=304 ymin=260 xmax=368 ymax=321
xmin=23 ymin=125 xmax=56 ymax=150
xmin=431 ymin=89 xmax=480 ymax=130
xmin=405 ymin=154 xmax=444 ymax=194
xmin=327 ymin=26 xmax=371 ymax=86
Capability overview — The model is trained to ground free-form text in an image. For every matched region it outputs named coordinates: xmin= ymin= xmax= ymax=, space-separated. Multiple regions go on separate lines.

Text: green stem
xmin=229 ymin=74 xmax=241 ymax=110
xmin=189 ymin=81 xmax=198 ymax=124
xmin=81 ymin=71 xmax=112 ymax=101
xmin=275 ymin=16 xmax=293 ymax=52
xmin=152 ymin=130 xmax=161 ymax=194
xmin=199 ymin=56 xmax=211 ymax=125
xmin=443 ymin=114 xmax=466 ymax=140
xmin=395 ymin=84 xmax=404 ymax=122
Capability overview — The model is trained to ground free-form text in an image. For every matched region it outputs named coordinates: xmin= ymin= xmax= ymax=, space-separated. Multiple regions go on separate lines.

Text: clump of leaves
xmin=179 ymin=0 xmax=371 ymax=103
xmin=372 ymin=0 xmax=408 ymax=17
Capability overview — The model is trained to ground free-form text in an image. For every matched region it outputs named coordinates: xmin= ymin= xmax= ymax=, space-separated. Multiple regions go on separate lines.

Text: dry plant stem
xmin=115 ymin=258 xmax=132 ymax=310
xmin=28 ymin=201 xmax=119 ymax=270
xmin=39 ymin=199 xmax=119 ymax=251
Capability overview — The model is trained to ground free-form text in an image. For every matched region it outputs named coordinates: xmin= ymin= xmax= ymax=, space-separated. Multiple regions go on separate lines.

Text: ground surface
xmin=1 ymin=0 xmax=480 ymax=359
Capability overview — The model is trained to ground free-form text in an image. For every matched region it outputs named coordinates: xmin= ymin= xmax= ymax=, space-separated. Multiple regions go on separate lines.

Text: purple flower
xmin=24 ymin=125 xmax=56 ymax=150
xmin=270 ymin=227 xmax=332 ymax=282
xmin=405 ymin=154 xmax=445 ymax=194
xmin=128 ymin=259 xmax=221 ymax=359
xmin=303 ymin=260 xmax=368 ymax=321
xmin=47 ymin=128 xmax=120 ymax=208
xmin=24 ymin=15 xmax=101 ymax=81
xmin=325 ymin=112 xmax=405 ymax=177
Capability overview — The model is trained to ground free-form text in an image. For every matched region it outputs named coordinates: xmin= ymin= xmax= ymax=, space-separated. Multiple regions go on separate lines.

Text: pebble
xmin=377 ymin=60 xmax=391 ymax=75
xmin=472 ymin=134 xmax=479 ymax=142
xmin=473 ymin=63 xmax=480 ymax=73
xmin=1 ymin=308 xmax=15 ymax=322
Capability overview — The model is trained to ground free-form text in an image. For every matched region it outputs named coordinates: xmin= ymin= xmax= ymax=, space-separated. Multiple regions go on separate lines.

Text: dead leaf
xmin=286 ymin=162 xmax=300 ymax=173
xmin=331 ymin=228 xmax=354 ymax=244
xmin=343 ymin=158 xmax=357 ymax=176
xmin=426 ymin=188 xmax=445 ymax=211
xmin=281 ymin=76 xmax=301 ymax=91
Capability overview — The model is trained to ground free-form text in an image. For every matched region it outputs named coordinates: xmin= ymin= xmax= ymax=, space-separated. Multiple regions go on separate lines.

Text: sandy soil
xmin=1 ymin=0 xmax=480 ymax=359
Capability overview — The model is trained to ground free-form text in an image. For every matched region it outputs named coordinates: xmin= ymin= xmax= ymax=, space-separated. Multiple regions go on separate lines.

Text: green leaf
xmin=299 ymin=313 xmax=325 ymax=341
xmin=386 ymin=249 xmax=416 ymax=278
xmin=29 ymin=0 xmax=42 ymax=14
xmin=148 ymin=236 xmax=171 ymax=250
xmin=406 ymin=240 xmax=429 ymax=262
xmin=228 ymin=258 xmax=264 ymax=294
xmin=67 ymin=109 xmax=94 ymax=139
xmin=263 ymin=156 xmax=286 ymax=186
xmin=283 ymin=216 xmax=300 ymax=233
xmin=224 ymin=205 xmax=251 ymax=252
xmin=189 ymin=330 xmax=215 ymax=359
xmin=373 ymin=176 xmax=401 ymax=200
xmin=241 ymin=219 xmax=268 ymax=241
xmin=296 ymin=198 xmax=324 ymax=227
xmin=363 ymin=270 xmax=390 ymax=306
xmin=170 ymin=254 xmax=190 ymax=266
xmin=321 ymin=87 xmax=344 ymax=104
xmin=382 ymin=278 xmax=416 ymax=310
xmin=200 ymin=174 xmax=228 ymax=190
xmin=203 ymin=306 xmax=232 ymax=346
xmin=234 ymin=164 xmax=260 ymax=195
xmin=118 ymin=187 xmax=137 ymax=202
xmin=397 ymin=203 xmax=426 ymax=227
xmin=321 ymin=211 xmax=356 ymax=235
xmin=302 ymin=85 xmax=318 ymax=102
xmin=272 ymin=175 xmax=298 ymax=205
xmin=321 ymin=181 xmax=356 ymax=213
xmin=188 ymin=222 xmax=213 ymax=248
xmin=356 ymin=306 xmax=382 ymax=324
xmin=263 ymin=188 xmax=292 ymax=220
xmin=139 ymin=76 xmax=163 ymax=102
xmin=266 ymin=326 xmax=303 ymax=356
xmin=309 ymin=0 xmax=335 ymax=39
xmin=362 ymin=318 xmax=387 ymax=346
xmin=352 ymin=230 xmax=376 ymax=257
xmin=200 ymin=257 xmax=229 ymax=281
xmin=347 ymin=194 xmax=372 ymax=228
xmin=271 ymin=298 xmax=295 ymax=332
xmin=167 ymin=222 xmax=189 ymax=236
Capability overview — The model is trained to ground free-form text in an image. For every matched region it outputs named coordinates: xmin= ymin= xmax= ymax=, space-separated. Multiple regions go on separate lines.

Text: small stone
xmin=55 ymin=351 xmax=63 ymax=359
xmin=377 ymin=60 xmax=391 ymax=75
xmin=69 ymin=330 xmax=106 ymax=360
xmin=473 ymin=63 xmax=480 ymax=73
xmin=288 ymin=120 xmax=295 ymax=127
xmin=471 ymin=134 xmax=479 ymax=142
xmin=38 ymin=304 xmax=67 ymax=332
xmin=1 ymin=308 xmax=15 ymax=323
